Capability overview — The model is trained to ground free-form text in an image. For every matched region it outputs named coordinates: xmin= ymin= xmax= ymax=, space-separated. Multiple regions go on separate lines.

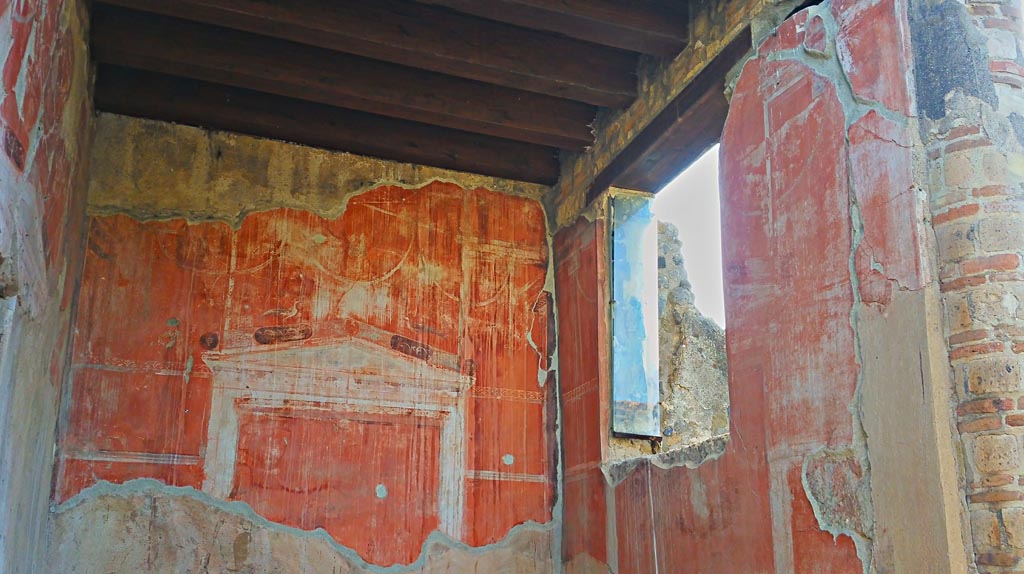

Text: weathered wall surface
xmin=916 ymin=0 xmax=1024 ymax=569
xmin=50 ymin=114 xmax=557 ymax=571
xmin=554 ymin=212 xmax=611 ymax=573
xmin=52 ymin=481 xmax=554 ymax=574
xmin=653 ymin=222 xmax=728 ymax=449
xmin=559 ymin=0 xmax=973 ymax=571
xmin=556 ymin=214 xmax=730 ymax=573
xmin=0 ymin=0 xmax=92 ymax=572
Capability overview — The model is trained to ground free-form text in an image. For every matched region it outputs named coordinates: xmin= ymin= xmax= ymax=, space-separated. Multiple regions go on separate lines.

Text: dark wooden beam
xmin=416 ymin=0 xmax=689 ymax=57
xmin=95 ymin=0 xmax=638 ymax=107
xmin=95 ymin=65 xmax=561 ymax=185
xmin=586 ymin=30 xmax=753 ymax=203
xmin=91 ymin=5 xmax=597 ymax=149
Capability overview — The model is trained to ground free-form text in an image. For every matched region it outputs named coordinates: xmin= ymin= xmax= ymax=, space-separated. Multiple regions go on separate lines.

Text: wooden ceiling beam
xmin=586 ymin=30 xmax=752 ymax=203
xmin=416 ymin=0 xmax=690 ymax=57
xmin=94 ymin=65 xmax=561 ymax=185
xmin=95 ymin=0 xmax=638 ymax=107
xmin=91 ymin=5 xmax=597 ymax=150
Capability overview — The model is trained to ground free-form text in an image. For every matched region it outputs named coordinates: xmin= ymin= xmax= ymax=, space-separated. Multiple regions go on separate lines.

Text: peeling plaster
xmin=51 ymin=479 xmax=557 ymax=574
xmin=62 ymin=116 xmax=565 ymax=571
xmin=88 ymin=114 xmax=549 ymax=228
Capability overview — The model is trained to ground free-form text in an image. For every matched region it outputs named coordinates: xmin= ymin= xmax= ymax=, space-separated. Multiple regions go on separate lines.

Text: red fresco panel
xmin=562 ymin=467 xmax=608 ymax=563
xmin=2 ymin=0 xmax=91 ymax=302
xmin=555 ymin=218 xmax=610 ymax=565
xmin=467 ymin=397 xmax=547 ymax=477
xmin=623 ymin=9 xmax=873 ymax=572
xmin=58 ymin=458 xmax=203 ymax=497
xmin=849 ymin=110 xmax=923 ymax=305
xmin=60 ymin=182 xmax=553 ymax=563
xmin=832 ymin=0 xmax=913 ymax=115
xmin=72 ymin=215 xmax=232 ymax=369
xmin=615 ymin=463 xmax=655 ymax=574
xmin=760 ymin=60 xmax=858 ymax=450
xmin=554 ymin=218 xmax=606 ymax=470
xmin=62 ymin=368 xmax=210 ymax=457
xmin=463 ymin=477 xmax=552 ymax=546
xmin=232 ymin=406 xmax=441 ymax=566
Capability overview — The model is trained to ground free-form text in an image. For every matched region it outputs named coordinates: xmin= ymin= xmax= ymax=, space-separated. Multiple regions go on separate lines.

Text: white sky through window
xmin=652 ymin=145 xmax=725 ymax=327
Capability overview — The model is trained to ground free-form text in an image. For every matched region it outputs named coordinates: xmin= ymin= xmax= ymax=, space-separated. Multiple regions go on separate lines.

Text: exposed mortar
xmin=51 ymin=479 xmax=557 ymax=574
xmin=88 ymin=114 xmax=549 ymax=227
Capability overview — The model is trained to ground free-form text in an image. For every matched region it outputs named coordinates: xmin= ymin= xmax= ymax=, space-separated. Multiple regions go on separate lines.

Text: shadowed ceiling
xmin=89 ymin=0 xmax=695 ymax=185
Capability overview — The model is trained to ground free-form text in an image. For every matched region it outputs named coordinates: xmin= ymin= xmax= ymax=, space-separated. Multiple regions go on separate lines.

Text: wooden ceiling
xmin=89 ymin=0 xmax=693 ymax=185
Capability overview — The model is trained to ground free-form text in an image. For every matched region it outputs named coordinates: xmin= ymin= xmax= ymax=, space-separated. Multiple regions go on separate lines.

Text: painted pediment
xmin=202 ymin=335 xmax=473 ymax=393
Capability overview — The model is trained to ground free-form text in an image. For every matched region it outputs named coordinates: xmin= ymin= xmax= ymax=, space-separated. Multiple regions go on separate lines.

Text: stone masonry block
xmin=980 ymin=213 xmax=1024 ymax=252
xmin=969 ymin=285 xmax=1020 ymax=327
xmin=984 ymin=149 xmax=1010 ymax=182
xmin=945 ymin=291 xmax=974 ymax=332
xmin=946 ymin=151 xmax=977 ymax=188
xmin=973 ymin=508 xmax=1003 ymax=547
xmin=973 ymin=433 xmax=1021 ymax=473
xmin=1004 ymin=506 xmax=1024 ymax=548
xmin=961 ymin=354 xmax=1024 ymax=394
xmin=936 ymin=220 xmax=979 ymax=262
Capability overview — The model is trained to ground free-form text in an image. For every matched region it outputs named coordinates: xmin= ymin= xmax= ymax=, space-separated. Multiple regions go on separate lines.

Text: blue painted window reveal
xmin=610 ymin=192 xmax=661 ymax=437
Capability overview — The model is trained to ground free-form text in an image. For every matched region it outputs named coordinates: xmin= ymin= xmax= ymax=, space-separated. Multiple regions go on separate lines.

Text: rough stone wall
xmin=655 ymin=222 xmax=729 ymax=448
xmin=915 ymin=0 xmax=1024 ymax=569
xmin=50 ymin=114 xmax=557 ymax=572
xmin=0 ymin=0 xmax=92 ymax=572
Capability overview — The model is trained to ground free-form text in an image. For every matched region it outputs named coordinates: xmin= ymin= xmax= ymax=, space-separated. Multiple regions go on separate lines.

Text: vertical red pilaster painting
xmin=58 ymin=182 xmax=554 ymax=566
xmin=555 ymin=217 xmax=611 ymax=567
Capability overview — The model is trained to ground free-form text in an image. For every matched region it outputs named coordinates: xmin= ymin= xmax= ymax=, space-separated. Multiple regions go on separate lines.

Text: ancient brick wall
xmin=919 ymin=0 xmax=1024 ymax=569
xmin=0 ymin=0 xmax=92 ymax=571
xmin=49 ymin=115 xmax=558 ymax=573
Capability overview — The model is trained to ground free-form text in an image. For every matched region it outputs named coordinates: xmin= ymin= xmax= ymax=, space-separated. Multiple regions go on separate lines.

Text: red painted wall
xmin=57 ymin=182 xmax=555 ymax=566
xmin=555 ymin=216 xmax=612 ymax=568
xmin=560 ymin=0 xmax=920 ymax=571
xmin=0 ymin=0 xmax=91 ymax=570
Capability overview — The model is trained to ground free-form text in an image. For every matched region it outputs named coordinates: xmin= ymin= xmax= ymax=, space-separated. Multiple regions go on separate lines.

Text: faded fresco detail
xmin=555 ymin=216 xmax=611 ymax=570
xmin=579 ymin=1 xmax=964 ymax=572
xmin=56 ymin=182 xmax=554 ymax=567
xmin=0 ymin=0 xmax=92 ymax=571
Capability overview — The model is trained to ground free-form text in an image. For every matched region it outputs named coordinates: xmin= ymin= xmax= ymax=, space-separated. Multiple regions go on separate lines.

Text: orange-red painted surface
xmin=579 ymin=1 xmax=917 ymax=571
xmin=58 ymin=182 xmax=554 ymax=566
xmin=555 ymin=217 xmax=611 ymax=566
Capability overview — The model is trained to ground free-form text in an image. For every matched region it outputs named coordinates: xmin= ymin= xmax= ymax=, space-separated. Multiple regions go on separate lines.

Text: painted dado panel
xmin=57 ymin=182 xmax=554 ymax=566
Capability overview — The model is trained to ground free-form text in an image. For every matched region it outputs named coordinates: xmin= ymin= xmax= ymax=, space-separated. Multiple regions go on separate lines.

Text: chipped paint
xmin=55 ymin=118 xmax=562 ymax=570
xmin=0 ymin=0 xmax=93 ymax=572
xmin=50 ymin=479 xmax=555 ymax=574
